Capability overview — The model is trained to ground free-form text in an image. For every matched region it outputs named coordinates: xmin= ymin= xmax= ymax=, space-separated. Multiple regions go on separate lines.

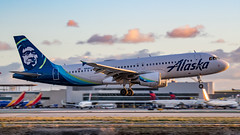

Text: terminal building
xmin=1 ymin=81 xmax=239 ymax=108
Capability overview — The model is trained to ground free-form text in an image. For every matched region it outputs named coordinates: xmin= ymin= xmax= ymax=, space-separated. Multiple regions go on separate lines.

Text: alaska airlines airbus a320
xmin=11 ymin=35 xmax=229 ymax=96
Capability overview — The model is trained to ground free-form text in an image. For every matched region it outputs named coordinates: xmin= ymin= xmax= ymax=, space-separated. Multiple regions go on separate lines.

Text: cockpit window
xmin=209 ymin=56 xmax=219 ymax=61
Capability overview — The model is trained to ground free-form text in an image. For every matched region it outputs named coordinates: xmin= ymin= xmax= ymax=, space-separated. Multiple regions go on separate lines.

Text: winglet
xmin=81 ymin=60 xmax=87 ymax=66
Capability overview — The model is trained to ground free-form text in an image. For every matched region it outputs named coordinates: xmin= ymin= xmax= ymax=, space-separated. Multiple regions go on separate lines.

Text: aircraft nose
xmin=219 ymin=60 xmax=229 ymax=71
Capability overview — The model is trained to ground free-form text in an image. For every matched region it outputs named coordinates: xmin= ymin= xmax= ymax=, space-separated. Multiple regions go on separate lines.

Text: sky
xmin=0 ymin=0 xmax=240 ymax=91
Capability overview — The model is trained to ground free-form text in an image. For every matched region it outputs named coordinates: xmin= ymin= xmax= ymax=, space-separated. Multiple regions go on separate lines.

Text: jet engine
xmin=137 ymin=72 xmax=168 ymax=88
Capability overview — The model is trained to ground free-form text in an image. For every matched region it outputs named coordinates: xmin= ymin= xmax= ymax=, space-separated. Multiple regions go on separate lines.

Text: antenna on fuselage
xmin=194 ymin=50 xmax=197 ymax=53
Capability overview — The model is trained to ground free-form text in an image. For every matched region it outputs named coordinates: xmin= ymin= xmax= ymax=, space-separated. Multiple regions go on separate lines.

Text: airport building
xmin=2 ymin=81 xmax=240 ymax=108
xmin=64 ymin=82 xmax=214 ymax=108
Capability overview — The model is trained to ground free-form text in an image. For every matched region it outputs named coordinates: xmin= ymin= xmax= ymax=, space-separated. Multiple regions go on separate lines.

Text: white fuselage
xmin=153 ymin=100 xmax=198 ymax=108
xmin=62 ymin=52 xmax=229 ymax=85
xmin=205 ymin=100 xmax=239 ymax=108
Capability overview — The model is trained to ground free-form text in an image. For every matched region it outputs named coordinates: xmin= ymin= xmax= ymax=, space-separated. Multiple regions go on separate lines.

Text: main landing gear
xmin=120 ymin=84 xmax=134 ymax=96
xmin=197 ymin=75 xmax=204 ymax=89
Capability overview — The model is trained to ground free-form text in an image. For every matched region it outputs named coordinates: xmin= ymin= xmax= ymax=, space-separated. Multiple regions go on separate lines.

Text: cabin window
xmin=81 ymin=70 xmax=83 ymax=72
xmin=162 ymin=62 xmax=164 ymax=65
xmin=137 ymin=65 xmax=139 ymax=67
xmin=142 ymin=64 xmax=144 ymax=66
xmin=156 ymin=63 xmax=158 ymax=65
xmin=72 ymin=71 xmax=74 ymax=73
xmin=146 ymin=64 xmax=148 ymax=66
xmin=149 ymin=63 xmax=152 ymax=66
xmin=130 ymin=65 xmax=132 ymax=68
xmin=133 ymin=65 xmax=135 ymax=67
xmin=124 ymin=66 xmax=126 ymax=68
xmin=121 ymin=66 xmax=123 ymax=68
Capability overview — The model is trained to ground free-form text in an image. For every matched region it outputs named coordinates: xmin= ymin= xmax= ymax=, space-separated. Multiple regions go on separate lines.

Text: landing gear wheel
xmin=127 ymin=89 xmax=134 ymax=96
xmin=120 ymin=89 xmax=128 ymax=96
xmin=199 ymin=84 xmax=204 ymax=89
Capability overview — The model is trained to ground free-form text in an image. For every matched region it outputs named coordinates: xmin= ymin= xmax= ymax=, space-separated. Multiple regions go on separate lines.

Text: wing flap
xmin=81 ymin=61 xmax=139 ymax=82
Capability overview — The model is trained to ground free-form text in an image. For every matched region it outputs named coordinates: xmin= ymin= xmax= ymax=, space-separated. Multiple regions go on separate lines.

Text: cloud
xmin=42 ymin=40 xmax=62 ymax=45
xmin=121 ymin=29 xmax=155 ymax=43
xmin=211 ymin=39 xmax=226 ymax=44
xmin=67 ymin=20 xmax=78 ymax=27
xmin=0 ymin=63 xmax=21 ymax=83
xmin=86 ymin=34 xmax=116 ymax=44
xmin=78 ymin=29 xmax=155 ymax=45
xmin=0 ymin=41 xmax=12 ymax=51
xmin=167 ymin=25 xmax=204 ymax=38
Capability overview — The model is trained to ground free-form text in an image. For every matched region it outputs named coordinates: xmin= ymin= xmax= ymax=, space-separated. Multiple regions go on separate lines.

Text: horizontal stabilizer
xmin=10 ymin=71 xmax=41 ymax=77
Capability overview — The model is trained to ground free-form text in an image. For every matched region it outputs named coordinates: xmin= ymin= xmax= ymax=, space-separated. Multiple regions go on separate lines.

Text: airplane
xmin=0 ymin=91 xmax=26 ymax=108
xmin=75 ymin=93 xmax=95 ymax=109
xmin=202 ymin=88 xmax=239 ymax=109
xmin=18 ymin=93 xmax=42 ymax=108
xmin=12 ymin=35 xmax=229 ymax=96
xmin=149 ymin=91 xmax=198 ymax=109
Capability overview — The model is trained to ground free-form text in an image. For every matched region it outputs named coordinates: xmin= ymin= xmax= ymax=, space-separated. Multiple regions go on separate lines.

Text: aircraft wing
xmin=81 ymin=61 xmax=140 ymax=82
xmin=10 ymin=71 xmax=41 ymax=77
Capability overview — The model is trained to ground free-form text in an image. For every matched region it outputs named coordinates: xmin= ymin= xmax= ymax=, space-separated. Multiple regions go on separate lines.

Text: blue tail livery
xmin=12 ymin=35 xmax=229 ymax=96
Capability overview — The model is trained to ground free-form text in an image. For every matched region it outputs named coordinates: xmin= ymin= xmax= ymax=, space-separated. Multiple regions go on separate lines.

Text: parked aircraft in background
xmin=12 ymin=35 xmax=229 ymax=96
xmin=0 ymin=91 xmax=26 ymax=108
xmin=149 ymin=91 xmax=198 ymax=109
xmin=202 ymin=89 xmax=239 ymax=108
xmin=18 ymin=93 xmax=42 ymax=108
xmin=62 ymin=93 xmax=116 ymax=109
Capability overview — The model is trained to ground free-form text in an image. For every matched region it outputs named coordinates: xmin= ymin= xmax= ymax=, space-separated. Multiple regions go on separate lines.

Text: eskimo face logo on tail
xmin=22 ymin=47 xmax=38 ymax=68
xmin=167 ymin=59 xmax=209 ymax=72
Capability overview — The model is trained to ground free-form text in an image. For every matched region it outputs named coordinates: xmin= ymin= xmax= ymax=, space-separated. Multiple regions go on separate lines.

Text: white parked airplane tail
xmin=202 ymin=88 xmax=210 ymax=101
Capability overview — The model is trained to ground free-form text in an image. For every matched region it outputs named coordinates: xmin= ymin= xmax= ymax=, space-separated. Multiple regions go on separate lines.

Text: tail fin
xmin=88 ymin=93 xmax=92 ymax=101
xmin=202 ymin=88 xmax=210 ymax=101
xmin=14 ymin=35 xmax=54 ymax=71
xmin=149 ymin=91 xmax=159 ymax=100
xmin=7 ymin=91 xmax=26 ymax=107
xmin=25 ymin=93 xmax=42 ymax=107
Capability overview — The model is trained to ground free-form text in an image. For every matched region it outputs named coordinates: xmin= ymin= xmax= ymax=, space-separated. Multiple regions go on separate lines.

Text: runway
xmin=1 ymin=108 xmax=240 ymax=117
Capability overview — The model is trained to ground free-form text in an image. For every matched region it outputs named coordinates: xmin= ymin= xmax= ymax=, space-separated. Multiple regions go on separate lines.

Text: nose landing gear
xmin=197 ymin=75 xmax=204 ymax=89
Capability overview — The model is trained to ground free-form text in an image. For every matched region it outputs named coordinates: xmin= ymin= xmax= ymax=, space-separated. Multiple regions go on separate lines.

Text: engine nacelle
xmin=138 ymin=72 xmax=168 ymax=88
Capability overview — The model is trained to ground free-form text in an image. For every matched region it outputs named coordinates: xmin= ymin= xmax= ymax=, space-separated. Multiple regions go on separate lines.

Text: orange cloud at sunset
xmin=167 ymin=25 xmax=204 ymax=38
xmin=67 ymin=20 xmax=78 ymax=27
xmin=121 ymin=29 xmax=154 ymax=43
xmin=212 ymin=39 xmax=226 ymax=43
xmin=0 ymin=41 xmax=12 ymax=51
